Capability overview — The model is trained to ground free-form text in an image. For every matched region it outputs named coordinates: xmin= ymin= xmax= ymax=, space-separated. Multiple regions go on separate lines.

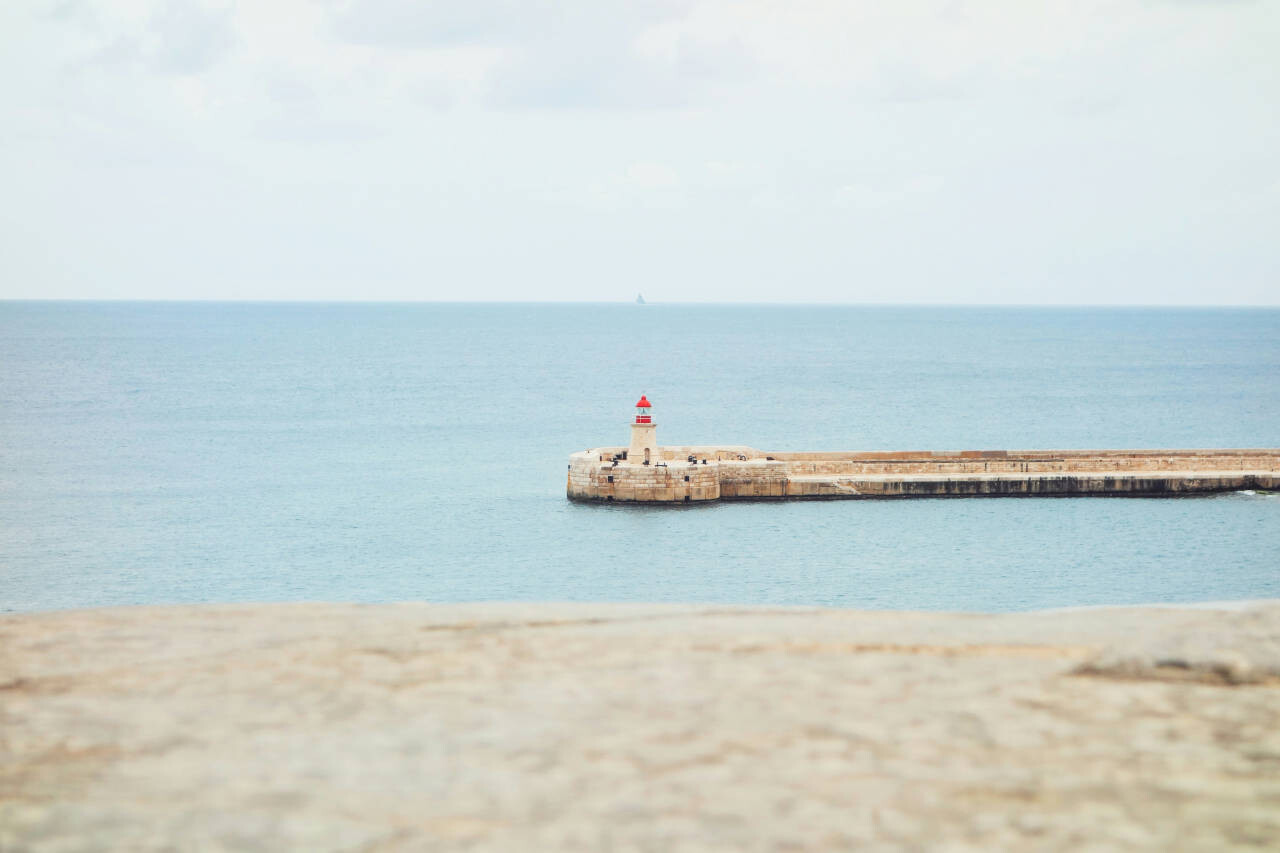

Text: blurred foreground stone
xmin=2 ymin=601 xmax=1279 ymax=851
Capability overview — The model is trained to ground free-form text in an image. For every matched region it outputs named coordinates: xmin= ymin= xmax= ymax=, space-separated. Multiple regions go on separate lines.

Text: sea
xmin=2 ymin=302 xmax=1278 ymax=613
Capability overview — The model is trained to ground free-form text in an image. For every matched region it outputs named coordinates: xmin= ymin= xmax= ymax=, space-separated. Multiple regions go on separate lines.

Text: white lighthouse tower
xmin=628 ymin=394 xmax=658 ymax=465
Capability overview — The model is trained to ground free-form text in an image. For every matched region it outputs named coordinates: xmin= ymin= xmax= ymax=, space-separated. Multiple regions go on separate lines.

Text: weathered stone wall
xmin=717 ymin=459 xmax=790 ymax=499
xmin=772 ymin=449 xmax=1280 ymax=476
xmin=568 ymin=452 xmax=720 ymax=503
xmin=568 ymin=447 xmax=1280 ymax=503
xmin=785 ymin=472 xmax=1277 ymax=499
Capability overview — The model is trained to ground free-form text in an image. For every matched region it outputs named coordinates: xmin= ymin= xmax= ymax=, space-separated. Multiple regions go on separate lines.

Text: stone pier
xmin=567 ymin=447 xmax=1280 ymax=503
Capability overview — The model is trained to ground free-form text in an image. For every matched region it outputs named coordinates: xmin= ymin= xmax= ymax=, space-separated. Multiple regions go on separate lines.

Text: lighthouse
xmin=628 ymin=394 xmax=658 ymax=465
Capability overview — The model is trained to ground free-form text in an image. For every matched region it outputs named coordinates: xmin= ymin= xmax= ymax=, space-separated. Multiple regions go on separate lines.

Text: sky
xmin=1 ymin=0 xmax=1277 ymax=304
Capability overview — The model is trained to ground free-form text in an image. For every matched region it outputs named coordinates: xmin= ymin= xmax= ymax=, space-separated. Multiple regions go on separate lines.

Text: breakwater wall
xmin=567 ymin=447 xmax=1280 ymax=503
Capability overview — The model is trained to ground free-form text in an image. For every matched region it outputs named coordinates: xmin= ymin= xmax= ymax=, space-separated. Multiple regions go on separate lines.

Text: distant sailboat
xmin=635 ymin=293 xmax=646 ymax=305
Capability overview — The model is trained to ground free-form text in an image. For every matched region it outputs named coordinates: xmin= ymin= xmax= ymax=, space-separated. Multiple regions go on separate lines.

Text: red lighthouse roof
xmin=635 ymin=395 xmax=652 ymax=408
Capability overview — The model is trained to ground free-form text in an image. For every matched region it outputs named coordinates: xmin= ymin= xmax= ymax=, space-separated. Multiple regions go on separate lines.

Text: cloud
xmin=332 ymin=0 xmax=551 ymax=48
xmin=833 ymin=175 xmax=945 ymax=211
xmin=55 ymin=0 xmax=236 ymax=77
xmin=147 ymin=0 xmax=236 ymax=75
xmin=331 ymin=0 xmax=692 ymax=49
xmin=330 ymin=0 xmax=755 ymax=109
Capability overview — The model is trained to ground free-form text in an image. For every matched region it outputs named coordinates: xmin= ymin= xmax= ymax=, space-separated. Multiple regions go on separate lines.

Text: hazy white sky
xmin=2 ymin=0 xmax=1277 ymax=303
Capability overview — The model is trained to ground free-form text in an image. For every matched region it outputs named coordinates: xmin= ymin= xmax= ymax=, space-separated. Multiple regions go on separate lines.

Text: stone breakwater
xmin=567 ymin=447 xmax=1280 ymax=503
xmin=2 ymin=601 xmax=1278 ymax=850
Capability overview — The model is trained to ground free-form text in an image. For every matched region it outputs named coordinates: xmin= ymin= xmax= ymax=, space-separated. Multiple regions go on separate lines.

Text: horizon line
xmin=2 ymin=298 xmax=1279 ymax=309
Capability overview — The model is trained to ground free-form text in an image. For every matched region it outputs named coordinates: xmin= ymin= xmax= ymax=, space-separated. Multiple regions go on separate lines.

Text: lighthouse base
xmin=628 ymin=422 xmax=658 ymax=465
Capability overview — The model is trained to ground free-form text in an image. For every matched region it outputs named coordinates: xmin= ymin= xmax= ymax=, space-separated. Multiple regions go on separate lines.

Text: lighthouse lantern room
xmin=628 ymin=394 xmax=659 ymax=464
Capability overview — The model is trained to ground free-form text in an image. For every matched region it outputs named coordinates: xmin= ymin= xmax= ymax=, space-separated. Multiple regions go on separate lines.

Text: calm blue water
xmin=2 ymin=302 xmax=1278 ymax=613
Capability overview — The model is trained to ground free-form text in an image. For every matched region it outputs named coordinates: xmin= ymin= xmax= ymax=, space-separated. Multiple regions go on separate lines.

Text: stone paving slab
xmin=2 ymin=601 xmax=1279 ymax=851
